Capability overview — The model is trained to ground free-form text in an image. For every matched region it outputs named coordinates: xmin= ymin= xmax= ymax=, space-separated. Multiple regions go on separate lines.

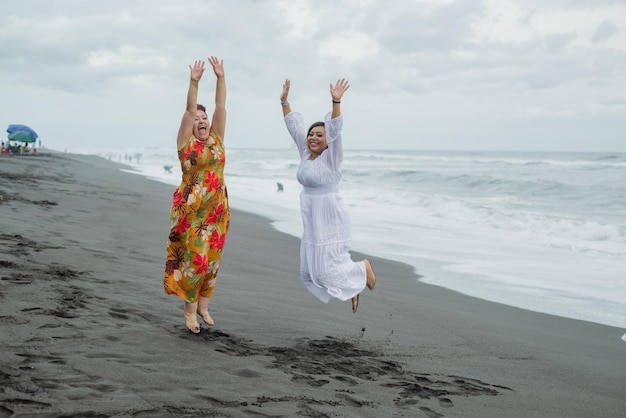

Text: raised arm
xmin=330 ymin=78 xmax=350 ymax=119
xmin=281 ymin=79 xmax=308 ymax=155
xmin=324 ymin=79 xmax=350 ymax=167
xmin=177 ymin=60 xmax=205 ymax=150
xmin=209 ymin=56 xmax=226 ymax=140
xmin=280 ymin=79 xmax=292 ymax=116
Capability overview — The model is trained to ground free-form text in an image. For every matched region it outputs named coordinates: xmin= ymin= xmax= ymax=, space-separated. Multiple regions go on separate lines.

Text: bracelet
xmin=281 ymin=102 xmax=290 ymax=106
xmin=191 ymin=77 xmax=200 ymax=82
xmin=332 ymin=100 xmax=341 ymax=104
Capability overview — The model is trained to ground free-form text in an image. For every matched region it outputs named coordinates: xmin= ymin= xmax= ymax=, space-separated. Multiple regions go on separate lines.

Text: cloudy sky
xmin=1 ymin=0 xmax=625 ymax=152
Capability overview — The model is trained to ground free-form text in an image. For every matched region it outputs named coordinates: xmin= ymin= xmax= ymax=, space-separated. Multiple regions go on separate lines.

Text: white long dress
xmin=285 ymin=111 xmax=367 ymax=303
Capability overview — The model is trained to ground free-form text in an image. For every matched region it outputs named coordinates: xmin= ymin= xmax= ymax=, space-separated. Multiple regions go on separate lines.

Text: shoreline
xmin=98 ymin=146 xmax=626 ymax=331
xmin=1 ymin=151 xmax=624 ymax=417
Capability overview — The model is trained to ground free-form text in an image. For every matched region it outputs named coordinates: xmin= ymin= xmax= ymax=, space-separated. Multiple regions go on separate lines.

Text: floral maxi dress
xmin=284 ymin=112 xmax=367 ymax=303
xmin=163 ymin=131 xmax=230 ymax=303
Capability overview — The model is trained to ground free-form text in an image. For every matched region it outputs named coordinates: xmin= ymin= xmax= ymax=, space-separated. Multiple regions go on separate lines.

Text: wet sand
xmin=0 ymin=151 xmax=624 ymax=417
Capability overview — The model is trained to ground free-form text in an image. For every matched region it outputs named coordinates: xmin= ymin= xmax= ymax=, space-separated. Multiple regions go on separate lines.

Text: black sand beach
xmin=1 ymin=152 xmax=624 ymax=417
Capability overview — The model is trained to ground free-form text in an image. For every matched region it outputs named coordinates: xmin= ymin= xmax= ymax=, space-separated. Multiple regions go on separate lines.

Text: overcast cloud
xmin=1 ymin=0 xmax=625 ymax=152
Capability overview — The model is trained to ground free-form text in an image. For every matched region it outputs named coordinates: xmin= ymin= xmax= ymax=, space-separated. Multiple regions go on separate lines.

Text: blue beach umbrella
xmin=7 ymin=124 xmax=39 ymax=143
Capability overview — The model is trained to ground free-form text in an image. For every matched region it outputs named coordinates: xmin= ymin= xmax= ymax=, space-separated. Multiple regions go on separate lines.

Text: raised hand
xmin=281 ymin=79 xmax=291 ymax=103
xmin=330 ymin=78 xmax=350 ymax=101
xmin=208 ymin=56 xmax=225 ymax=78
xmin=189 ymin=60 xmax=205 ymax=82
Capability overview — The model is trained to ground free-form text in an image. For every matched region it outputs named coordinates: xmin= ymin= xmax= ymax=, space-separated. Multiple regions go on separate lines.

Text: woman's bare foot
xmin=184 ymin=302 xmax=200 ymax=333
xmin=364 ymin=259 xmax=376 ymax=290
xmin=351 ymin=294 xmax=360 ymax=313
xmin=197 ymin=311 xmax=214 ymax=326
xmin=197 ymin=296 xmax=214 ymax=326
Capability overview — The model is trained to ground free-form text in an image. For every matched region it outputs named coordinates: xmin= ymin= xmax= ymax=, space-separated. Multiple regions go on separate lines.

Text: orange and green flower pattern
xmin=164 ymin=131 xmax=229 ymax=303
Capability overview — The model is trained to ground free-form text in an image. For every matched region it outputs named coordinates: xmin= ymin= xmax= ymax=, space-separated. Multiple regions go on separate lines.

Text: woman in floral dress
xmin=280 ymin=78 xmax=376 ymax=313
xmin=164 ymin=57 xmax=230 ymax=333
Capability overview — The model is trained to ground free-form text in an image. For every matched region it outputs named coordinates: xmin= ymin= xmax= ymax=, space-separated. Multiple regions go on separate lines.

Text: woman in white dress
xmin=280 ymin=78 xmax=376 ymax=313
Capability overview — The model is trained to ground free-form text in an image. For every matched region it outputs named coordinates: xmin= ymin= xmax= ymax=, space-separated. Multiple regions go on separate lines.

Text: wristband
xmin=281 ymin=102 xmax=290 ymax=106
xmin=332 ymin=100 xmax=341 ymax=104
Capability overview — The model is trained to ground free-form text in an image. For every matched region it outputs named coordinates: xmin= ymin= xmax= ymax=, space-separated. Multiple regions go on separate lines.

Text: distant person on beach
xmin=280 ymin=78 xmax=376 ymax=313
xmin=164 ymin=57 xmax=230 ymax=333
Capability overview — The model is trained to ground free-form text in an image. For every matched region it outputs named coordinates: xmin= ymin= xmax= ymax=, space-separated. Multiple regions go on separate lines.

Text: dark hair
xmin=197 ymin=104 xmax=206 ymax=112
xmin=307 ymin=121 xmax=325 ymax=136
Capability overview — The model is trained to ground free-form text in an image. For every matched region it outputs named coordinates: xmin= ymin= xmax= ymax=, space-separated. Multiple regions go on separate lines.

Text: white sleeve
xmin=284 ymin=112 xmax=307 ymax=157
xmin=323 ymin=112 xmax=343 ymax=169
